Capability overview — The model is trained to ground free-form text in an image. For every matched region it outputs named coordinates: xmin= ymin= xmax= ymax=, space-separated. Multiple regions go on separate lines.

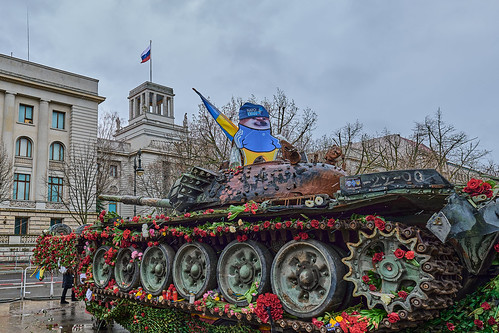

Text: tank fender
xmin=427 ymin=193 xmax=499 ymax=274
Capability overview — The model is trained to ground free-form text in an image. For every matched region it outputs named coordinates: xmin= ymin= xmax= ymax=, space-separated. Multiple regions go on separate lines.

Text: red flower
xmin=123 ymin=229 xmax=131 ymax=240
xmin=394 ymin=248 xmax=406 ymax=259
xmin=387 ymin=312 xmax=400 ymax=323
xmin=474 ymin=319 xmax=484 ymax=329
xmin=216 ymin=226 xmax=223 ymax=233
xmin=327 ymin=218 xmax=335 ymax=228
xmin=263 ymin=221 xmax=271 ymax=229
xmin=275 ymin=222 xmax=282 ymax=229
xmin=362 ymin=275 xmax=370 ymax=283
xmin=488 ymin=316 xmax=497 ymax=325
xmin=405 ymin=251 xmax=415 ymax=260
xmin=481 ymin=301 xmax=491 ymax=310
xmin=253 ymin=225 xmax=260 ymax=232
xmin=397 ymin=290 xmax=408 ymax=299
xmin=467 ymin=178 xmax=482 ymax=190
xmin=296 ymin=221 xmax=304 ymax=229
xmin=310 ymin=219 xmax=319 ymax=229
xmin=311 ymin=318 xmax=323 ymax=328
xmin=184 ymin=213 xmax=191 ymax=218
xmin=366 ymin=215 xmax=375 ymax=221
xmin=237 ymin=235 xmax=248 ymax=242
xmin=369 ymin=284 xmax=377 ymax=291
xmin=372 ymin=252 xmax=384 ymax=263
xmin=299 ymin=232 xmax=309 ymax=240
xmin=255 ymin=293 xmax=283 ymax=323
xmin=285 ymin=221 xmax=292 ymax=228
xmin=446 ymin=322 xmax=455 ymax=331
xmin=374 ymin=218 xmax=386 ymax=231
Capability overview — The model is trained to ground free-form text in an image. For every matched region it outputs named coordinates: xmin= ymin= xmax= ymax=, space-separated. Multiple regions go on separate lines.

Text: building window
xmin=48 ymin=176 xmax=63 ymax=202
xmin=15 ymin=137 xmax=32 ymax=157
xmin=52 ymin=111 xmax=65 ymax=129
xmin=13 ymin=173 xmax=30 ymax=200
xmin=108 ymin=202 xmax=117 ymax=213
xmin=14 ymin=217 xmax=28 ymax=235
xmin=49 ymin=142 xmax=64 ymax=161
xmin=19 ymin=104 xmax=33 ymax=124
xmin=50 ymin=218 xmax=62 ymax=226
xmin=110 ymin=165 xmax=118 ymax=177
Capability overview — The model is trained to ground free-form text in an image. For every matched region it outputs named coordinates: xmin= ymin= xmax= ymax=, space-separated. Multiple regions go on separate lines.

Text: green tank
xmin=90 ymin=160 xmax=498 ymax=332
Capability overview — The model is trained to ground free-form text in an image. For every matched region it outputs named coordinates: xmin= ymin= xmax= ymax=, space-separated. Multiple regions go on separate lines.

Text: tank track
xmin=86 ymin=216 xmax=463 ymax=332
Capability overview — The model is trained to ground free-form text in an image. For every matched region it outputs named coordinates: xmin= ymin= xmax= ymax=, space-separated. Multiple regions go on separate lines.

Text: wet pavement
xmin=0 ymin=299 xmax=129 ymax=333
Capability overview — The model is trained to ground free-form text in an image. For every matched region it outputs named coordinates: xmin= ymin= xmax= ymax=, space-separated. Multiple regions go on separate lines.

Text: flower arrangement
xmin=463 ymin=178 xmax=496 ymax=199
xmin=254 ymin=293 xmax=283 ymax=323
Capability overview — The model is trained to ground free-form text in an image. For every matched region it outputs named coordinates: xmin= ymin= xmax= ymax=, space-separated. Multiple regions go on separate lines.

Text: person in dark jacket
xmin=61 ymin=268 xmax=77 ymax=304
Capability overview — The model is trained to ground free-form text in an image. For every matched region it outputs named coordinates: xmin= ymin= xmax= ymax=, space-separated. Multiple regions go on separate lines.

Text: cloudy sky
xmin=1 ymin=0 xmax=498 ymax=162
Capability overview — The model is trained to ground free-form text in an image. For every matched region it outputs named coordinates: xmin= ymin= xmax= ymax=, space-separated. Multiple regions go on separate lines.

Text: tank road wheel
xmin=173 ymin=242 xmax=218 ymax=300
xmin=342 ymin=228 xmax=431 ymax=312
xmin=271 ymin=240 xmax=346 ymax=319
xmin=93 ymin=246 xmax=113 ymax=288
xmin=114 ymin=247 xmax=140 ymax=292
xmin=140 ymin=244 xmax=175 ymax=296
xmin=217 ymin=240 xmax=272 ymax=306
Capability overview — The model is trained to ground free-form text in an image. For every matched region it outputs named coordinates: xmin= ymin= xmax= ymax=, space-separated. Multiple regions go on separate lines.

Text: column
xmin=35 ymin=100 xmax=50 ymax=201
xmin=2 ymin=92 xmax=16 ymax=149
xmin=140 ymin=93 xmax=145 ymax=115
xmin=169 ymin=97 xmax=174 ymax=118
xmin=145 ymin=92 xmax=150 ymax=114
xmin=152 ymin=93 xmax=157 ymax=114
xmin=129 ymin=99 xmax=133 ymax=120
xmin=162 ymin=96 xmax=168 ymax=116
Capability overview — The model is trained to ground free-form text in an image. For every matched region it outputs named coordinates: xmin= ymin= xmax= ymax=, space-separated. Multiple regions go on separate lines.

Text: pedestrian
xmin=61 ymin=268 xmax=77 ymax=304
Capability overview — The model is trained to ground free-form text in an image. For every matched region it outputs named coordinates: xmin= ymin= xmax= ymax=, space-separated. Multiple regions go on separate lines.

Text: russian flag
xmin=141 ymin=45 xmax=151 ymax=63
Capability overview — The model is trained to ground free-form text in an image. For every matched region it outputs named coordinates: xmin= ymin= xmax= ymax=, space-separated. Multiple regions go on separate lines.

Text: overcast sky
xmin=1 ymin=0 xmax=498 ymax=162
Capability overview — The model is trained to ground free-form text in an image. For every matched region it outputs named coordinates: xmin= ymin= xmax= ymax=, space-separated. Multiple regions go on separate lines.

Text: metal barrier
xmin=0 ymin=266 xmax=62 ymax=302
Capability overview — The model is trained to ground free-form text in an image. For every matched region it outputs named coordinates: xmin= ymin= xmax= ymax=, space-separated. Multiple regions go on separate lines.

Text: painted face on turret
xmin=239 ymin=116 xmax=270 ymax=130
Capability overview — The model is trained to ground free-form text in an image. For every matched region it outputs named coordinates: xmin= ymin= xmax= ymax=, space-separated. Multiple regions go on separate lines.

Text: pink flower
xmin=446 ymin=322 xmax=455 ymax=331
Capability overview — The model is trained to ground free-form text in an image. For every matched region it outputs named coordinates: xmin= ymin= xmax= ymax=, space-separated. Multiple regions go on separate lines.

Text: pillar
xmin=2 ymin=92 xmax=16 ymax=149
xmin=34 ymin=100 xmax=50 ymax=201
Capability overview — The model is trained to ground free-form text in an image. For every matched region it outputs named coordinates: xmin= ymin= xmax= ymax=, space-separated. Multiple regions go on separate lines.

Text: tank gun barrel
xmin=99 ymin=195 xmax=172 ymax=208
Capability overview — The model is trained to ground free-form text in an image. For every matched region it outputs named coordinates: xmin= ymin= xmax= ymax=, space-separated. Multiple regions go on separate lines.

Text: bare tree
xmin=57 ymin=142 xmax=99 ymax=225
xmin=0 ymin=140 xmax=13 ymax=202
xmin=413 ymin=109 xmax=489 ymax=182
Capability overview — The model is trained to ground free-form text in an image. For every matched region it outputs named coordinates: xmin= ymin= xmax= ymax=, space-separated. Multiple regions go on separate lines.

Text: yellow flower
xmin=335 ymin=316 xmax=343 ymax=323
xmin=147 ymin=294 xmax=152 ymax=300
xmin=162 ymin=231 xmax=166 ymax=236
xmin=214 ymin=297 xmax=220 ymax=301
xmin=136 ymin=291 xmax=142 ymax=296
xmin=238 ymin=219 xmax=243 ymax=226
xmin=329 ymin=319 xmax=337 ymax=325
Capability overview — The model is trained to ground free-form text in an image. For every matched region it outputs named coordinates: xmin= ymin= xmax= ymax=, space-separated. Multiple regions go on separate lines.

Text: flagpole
xmin=149 ymin=40 xmax=152 ymax=82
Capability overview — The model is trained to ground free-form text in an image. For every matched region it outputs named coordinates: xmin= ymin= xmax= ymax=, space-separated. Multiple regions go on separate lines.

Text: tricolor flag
xmin=141 ymin=45 xmax=151 ymax=63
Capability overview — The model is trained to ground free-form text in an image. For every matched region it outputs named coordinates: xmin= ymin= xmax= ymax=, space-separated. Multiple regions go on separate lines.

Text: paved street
xmin=0 ymin=267 xmax=128 ymax=332
xmin=0 ymin=299 xmax=128 ymax=333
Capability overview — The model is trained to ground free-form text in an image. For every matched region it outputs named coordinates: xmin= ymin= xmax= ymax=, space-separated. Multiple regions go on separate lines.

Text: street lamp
xmin=133 ymin=149 xmax=144 ymax=216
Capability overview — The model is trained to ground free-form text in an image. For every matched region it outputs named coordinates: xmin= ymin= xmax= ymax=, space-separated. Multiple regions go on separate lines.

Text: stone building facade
xmin=102 ymin=81 xmax=188 ymax=219
xmin=0 ymin=54 xmax=105 ymax=244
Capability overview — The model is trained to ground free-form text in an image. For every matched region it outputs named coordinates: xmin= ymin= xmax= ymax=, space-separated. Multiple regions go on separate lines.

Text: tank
xmin=88 ymin=158 xmax=499 ymax=332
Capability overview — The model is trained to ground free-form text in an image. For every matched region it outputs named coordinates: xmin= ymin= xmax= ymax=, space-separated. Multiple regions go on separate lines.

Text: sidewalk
xmin=0 ymin=299 xmax=128 ymax=333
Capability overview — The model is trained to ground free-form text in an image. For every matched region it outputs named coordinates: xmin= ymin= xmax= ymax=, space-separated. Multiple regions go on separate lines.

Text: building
xmin=0 ymin=54 xmax=105 ymax=254
xmin=102 ymin=81 xmax=188 ymax=218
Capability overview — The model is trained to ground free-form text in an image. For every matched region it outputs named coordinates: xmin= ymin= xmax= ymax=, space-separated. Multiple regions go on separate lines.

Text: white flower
xmin=229 ymin=226 xmax=236 ymax=233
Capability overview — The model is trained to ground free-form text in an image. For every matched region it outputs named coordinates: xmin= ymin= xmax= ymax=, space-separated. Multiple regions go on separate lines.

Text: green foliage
xmin=86 ymin=299 xmax=259 ymax=333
